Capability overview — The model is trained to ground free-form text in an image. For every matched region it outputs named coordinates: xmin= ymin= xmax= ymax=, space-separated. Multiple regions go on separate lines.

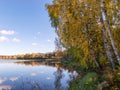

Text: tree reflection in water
xmin=0 ymin=60 xmax=77 ymax=90
xmin=53 ymin=64 xmax=64 ymax=90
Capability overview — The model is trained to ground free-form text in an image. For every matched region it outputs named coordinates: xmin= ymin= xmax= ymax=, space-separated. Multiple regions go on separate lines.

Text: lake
xmin=0 ymin=60 xmax=77 ymax=90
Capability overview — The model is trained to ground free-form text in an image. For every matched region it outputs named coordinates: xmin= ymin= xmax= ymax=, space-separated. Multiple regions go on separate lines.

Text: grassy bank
xmin=61 ymin=59 xmax=120 ymax=90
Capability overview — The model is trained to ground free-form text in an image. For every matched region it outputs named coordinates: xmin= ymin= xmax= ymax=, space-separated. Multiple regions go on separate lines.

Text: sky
xmin=0 ymin=0 xmax=56 ymax=55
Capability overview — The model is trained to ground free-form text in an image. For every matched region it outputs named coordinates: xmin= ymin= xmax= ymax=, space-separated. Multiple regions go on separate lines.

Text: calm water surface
xmin=0 ymin=60 xmax=77 ymax=90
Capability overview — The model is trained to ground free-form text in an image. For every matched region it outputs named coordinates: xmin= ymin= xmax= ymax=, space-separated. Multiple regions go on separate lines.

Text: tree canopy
xmin=47 ymin=0 xmax=120 ymax=69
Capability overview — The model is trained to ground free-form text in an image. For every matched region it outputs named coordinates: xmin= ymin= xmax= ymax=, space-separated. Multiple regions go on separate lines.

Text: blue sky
xmin=0 ymin=0 xmax=56 ymax=55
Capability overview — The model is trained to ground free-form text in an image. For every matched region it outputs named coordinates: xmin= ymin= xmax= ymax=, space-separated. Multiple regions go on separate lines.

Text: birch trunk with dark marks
xmin=100 ymin=15 xmax=115 ymax=70
xmin=100 ymin=0 xmax=115 ymax=69
xmin=102 ymin=1 xmax=120 ymax=65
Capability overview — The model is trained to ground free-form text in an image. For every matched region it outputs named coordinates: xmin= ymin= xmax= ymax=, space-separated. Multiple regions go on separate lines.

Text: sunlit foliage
xmin=47 ymin=0 xmax=120 ymax=69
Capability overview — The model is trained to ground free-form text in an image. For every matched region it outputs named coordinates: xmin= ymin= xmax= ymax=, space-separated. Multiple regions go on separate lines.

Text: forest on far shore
xmin=0 ymin=50 xmax=67 ymax=60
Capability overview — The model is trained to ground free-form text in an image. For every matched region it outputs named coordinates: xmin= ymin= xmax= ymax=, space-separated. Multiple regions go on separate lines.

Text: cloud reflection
xmin=40 ymin=71 xmax=44 ymax=74
xmin=0 ymin=78 xmax=7 ymax=84
xmin=31 ymin=73 xmax=36 ymax=76
xmin=0 ymin=76 xmax=19 ymax=84
xmin=0 ymin=85 xmax=12 ymax=90
xmin=9 ymin=77 xmax=19 ymax=82
xmin=46 ymin=77 xmax=51 ymax=80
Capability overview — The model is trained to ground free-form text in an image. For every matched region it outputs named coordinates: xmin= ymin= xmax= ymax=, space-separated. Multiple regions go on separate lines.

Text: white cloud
xmin=0 ymin=30 xmax=15 ymax=35
xmin=0 ymin=36 xmax=9 ymax=42
xmin=12 ymin=38 xmax=21 ymax=42
xmin=34 ymin=36 xmax=37 ymax=39
xmin=32 ymin=43 xmax=38 ymax=46
xmin=37 ymin=32 xmax=41 ymax=35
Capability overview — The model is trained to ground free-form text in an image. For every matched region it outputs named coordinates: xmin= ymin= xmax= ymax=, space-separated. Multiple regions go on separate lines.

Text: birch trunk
xmin=100 ymin=0 xmax=115 ymax=70
xmin=102 ymin=0 xmax=120 ymax=65
xmin=100 ymin=14 xmax=115 ymax=70
xmin=104 ymin=11 xmax=120 ymax=65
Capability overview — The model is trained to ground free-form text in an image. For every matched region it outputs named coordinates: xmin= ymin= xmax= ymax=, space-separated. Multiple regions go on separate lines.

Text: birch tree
xmin=46 ymin=0 xmax=120 ymax=69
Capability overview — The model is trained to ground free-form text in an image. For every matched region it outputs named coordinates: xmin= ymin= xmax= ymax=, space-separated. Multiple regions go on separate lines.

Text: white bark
xmin=104 ymin=13 xmax=120 ymax=65
xmin=100 ymin=1 xmax=115 ymax=69
xmin=103 ymin=0 xmax=120 ymax=65
xmin=100 ymin=16 xmax=115 ymax=70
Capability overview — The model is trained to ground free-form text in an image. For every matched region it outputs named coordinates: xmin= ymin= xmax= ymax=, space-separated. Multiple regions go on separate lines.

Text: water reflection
xmin=0 ymin=60 xmax=77 ymax=90
xmin=54 ymin=64 xmax=64 ymax=90
xmin=0 ymin=85 xmax=12 ymax=90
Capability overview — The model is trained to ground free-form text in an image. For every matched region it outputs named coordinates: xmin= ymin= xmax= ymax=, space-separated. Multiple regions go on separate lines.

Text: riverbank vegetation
xmin=0 ymin=50 xmax=66 ymax=60
xmin=46 ymin=0 xmax=120 ymax=89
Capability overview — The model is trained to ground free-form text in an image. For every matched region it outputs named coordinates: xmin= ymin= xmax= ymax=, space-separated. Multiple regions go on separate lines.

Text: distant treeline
xmin=0 ymin=50 xmax=67 ymax=60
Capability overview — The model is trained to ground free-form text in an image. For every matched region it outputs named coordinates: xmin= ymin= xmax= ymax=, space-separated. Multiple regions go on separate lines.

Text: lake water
xmin=0 ymin=60 xmax=77 ymax=90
